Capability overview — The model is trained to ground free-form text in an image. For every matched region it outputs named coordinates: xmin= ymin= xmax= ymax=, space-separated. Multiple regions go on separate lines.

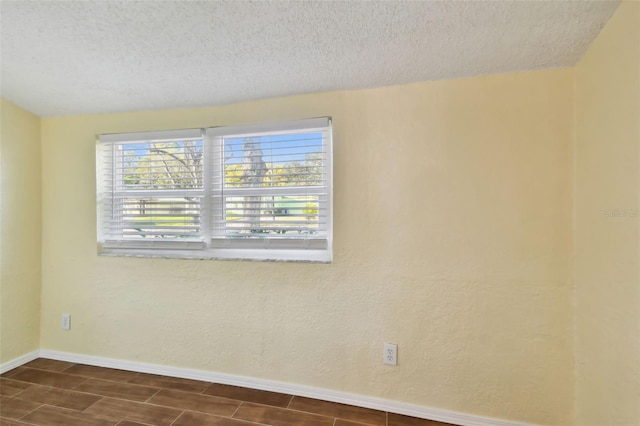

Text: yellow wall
xmin=574 ymin=2 xmax=640 ymax=425
xmin=40 ymin=69 xmax=575 ymax=425
xmin=0 ymin=98 xmax=42 ymax=363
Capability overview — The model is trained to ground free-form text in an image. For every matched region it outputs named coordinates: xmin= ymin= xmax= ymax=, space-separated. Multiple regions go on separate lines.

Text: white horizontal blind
xmin=208 ymin=118 xmax=331 ymax=250
xmin=98 ymin=129 xmax=206 ymax=249
xmin=98 ymin=119 xmax=332 ymax=260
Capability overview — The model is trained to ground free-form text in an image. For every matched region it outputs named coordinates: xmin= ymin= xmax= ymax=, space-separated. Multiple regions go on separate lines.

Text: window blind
xmin=207 ymin=118 xmax=331 ymax=251
xmin=97 ymin=118 xmax=332 ymax=261
xmin=97 ymin=129 xmax=206 ymax=249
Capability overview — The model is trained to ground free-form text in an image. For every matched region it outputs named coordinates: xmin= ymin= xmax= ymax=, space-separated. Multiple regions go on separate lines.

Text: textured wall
xmin=574 ymin=2 xmax=640 ymax=425
xmin=0 ymin=98 xmax=42 ymax=363
xmin=40 ymin=69 xmax=574 ymax=425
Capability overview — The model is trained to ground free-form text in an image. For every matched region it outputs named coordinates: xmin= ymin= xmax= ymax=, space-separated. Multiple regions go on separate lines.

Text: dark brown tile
xmin=289 ymin=396 xmax=386 ymax=425
xmin=63 ymin=364 xmax=140 ymax=382
xmin=1 ymin=418 xmax=33 ymax=426
xmin=0 ymin=379 xmax=31 ymax=397
xmin=74 ymin=378 xmax=159 ymax=402
xmin=85 ymin=397 xmax=182 ymax=426
xmin=0 ymin=396 xmax=41 ymax=419
xmin=148 ymin=388 xmax=239 ymax=416
xmin=127 ymin=372 xmax=209 ymax=393
xmin=5 ymin=363 xmax=456 ymax=426
xmin=173 ymin=411 xmax=264 ymax=426
xmin=0 ymin=368 xmax=25 ymax=379
xmin=335 ymin=421 xmax=378 ymax=426
xmin=23 ymin=358 xmax=75 ymax=372
xmin=388 ymin=413 xmax=457 ymax=426
xmin=20 ymin=405 xmax=118 ymax=426
xmin=233 ymin=402 xmax=334 ymax=426
xmin=9 ymin=368 xmax=87 ymax=389
xmin=12 ymin=384 xmax=101 ymax=411
xmin=203 ymin=383 xmax=292 ymax=408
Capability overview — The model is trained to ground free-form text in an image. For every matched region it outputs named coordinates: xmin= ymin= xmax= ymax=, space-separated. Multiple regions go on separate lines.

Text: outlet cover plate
xmin=61 ymin=314 xmax=71 ymax=330
xmin=383 ymin=342 xmax=397 ymax=365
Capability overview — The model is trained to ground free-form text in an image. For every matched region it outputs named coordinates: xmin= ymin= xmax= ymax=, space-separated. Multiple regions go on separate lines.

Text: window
xmin=97 ymin=118 xmax=332 ymax=262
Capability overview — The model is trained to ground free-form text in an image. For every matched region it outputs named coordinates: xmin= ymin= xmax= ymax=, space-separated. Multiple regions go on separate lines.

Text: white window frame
xmin=97 ymin=117 xmax=333 ymax=262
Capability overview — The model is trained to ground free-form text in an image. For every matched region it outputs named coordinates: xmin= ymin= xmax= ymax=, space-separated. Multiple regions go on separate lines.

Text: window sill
xmin=97 ymin=247 xmax=332 ymax=263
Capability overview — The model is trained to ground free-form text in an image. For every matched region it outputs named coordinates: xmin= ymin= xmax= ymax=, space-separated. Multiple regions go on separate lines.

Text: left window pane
xmin=98 ymin=131 xmax=206 ymax=248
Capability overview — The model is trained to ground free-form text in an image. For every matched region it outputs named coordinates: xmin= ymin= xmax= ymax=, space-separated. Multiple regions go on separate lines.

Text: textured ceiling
xmin=0 ymin=0 xmax=620 ymax=117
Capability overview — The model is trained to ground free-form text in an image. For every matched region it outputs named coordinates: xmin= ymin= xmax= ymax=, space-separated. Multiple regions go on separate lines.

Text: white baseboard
xmin=33 ymin=349 xmax=530 ymax=426
xmin=0 ymin=350 xmax=39 ymax=374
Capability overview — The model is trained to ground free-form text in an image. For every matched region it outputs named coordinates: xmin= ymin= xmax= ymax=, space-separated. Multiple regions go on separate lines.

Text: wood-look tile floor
xmin=0 ymin=359 xmax=456 ymax=426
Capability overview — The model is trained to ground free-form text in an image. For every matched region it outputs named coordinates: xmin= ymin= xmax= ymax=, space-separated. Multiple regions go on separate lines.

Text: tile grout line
xmin=81 ymin=395 xmax=105 ymax=413
xmin=268 ymin=401 xmax=385 ymax=426
xmin=4 ymin=380 xmax=386 ymax=426
xmin=0 ymin=369 xmax=19 ymax=379
xmin=22 ymin=364 xmax=76 ymax=375
xmin=87 ymin=397 xmax=178 ymax=426
xmin=7 ymin=384 xmax=32 ymax=400
xmin=15 ymin=402 xmax=44 ymax=422
xmin=168 ymin=410 xmax=186 ymax=426
xmin=230 ymin=400 xmax=244 ymax=418
xmin=5 ymin=380 xmax=126 ymax=413
xmin=332 ymin=417 xmax=384 ymax=426
xmin=11 ymin=380 xmax=162 ymax=409
xmin=279 ymin=395 xmax=388 ymax=425
xmin=200 ymin=383 xmax=211 ymax=395
xmin=17 ymin=365 xmax=157 ymax=391
xmin=59 ymin=363 xmax=78 ymax=374
xmin=21 ymin=368 xmax=167 ymax=395
xmin=71 ymin=376 xmax=90 ymax=390
xmin=6 ymin=363 xmax=415 ymax=426
xmin=243 ymin=402 xmax=380 ymax=426
xmin=226 ymin=401 xmax=326 ymax=426
xmin=85 ymin=392 xmax=244 ymax=419
xmin=115 ymin=419 xmax=155 ymax=426
xmin=17 ymin=362 xmax=351 ymax=416
xmin=100 ymin=375 xmax=202 ymax=393
xmin=8 ymin=402 xmax=120 ymax=426
xmin=22 ymin=363 xmax=161 ymax=389
xmin=144 ymin=387 xmax=162 ymax=403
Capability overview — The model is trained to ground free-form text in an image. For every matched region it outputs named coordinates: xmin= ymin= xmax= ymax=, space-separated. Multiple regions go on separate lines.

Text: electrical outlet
xmin=61 ymin=314 xmax=71 ymax=330
xmin=383 ymin=342 xmax=397 ymax=365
